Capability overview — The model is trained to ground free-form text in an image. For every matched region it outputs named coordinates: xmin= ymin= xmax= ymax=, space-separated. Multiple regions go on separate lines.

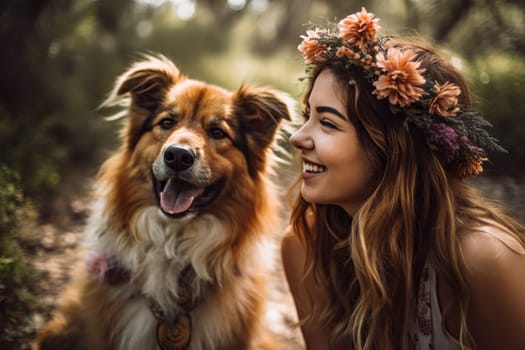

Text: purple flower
xmin=427 ymin=123 xmax=460 ymax=163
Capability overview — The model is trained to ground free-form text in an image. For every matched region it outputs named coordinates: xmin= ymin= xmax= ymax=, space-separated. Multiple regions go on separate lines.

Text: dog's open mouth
xmin=154 ymin=177 xmax=222 ymax=218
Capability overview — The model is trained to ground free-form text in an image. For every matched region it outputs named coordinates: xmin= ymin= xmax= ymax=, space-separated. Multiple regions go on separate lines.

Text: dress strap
xmin=412 ymin=263 xmax=433 ymax=350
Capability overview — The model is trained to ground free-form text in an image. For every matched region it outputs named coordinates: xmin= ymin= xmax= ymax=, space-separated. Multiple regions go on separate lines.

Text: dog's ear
xmin=102 ymin=55 xmax=182 ymax=150
xmin=110 ymin=55 xmax=181 ymax=112
xmin=233 ymin=85 xmax=295 ymax=176
xmin=233 ymin=85 xmax=294 ymax=149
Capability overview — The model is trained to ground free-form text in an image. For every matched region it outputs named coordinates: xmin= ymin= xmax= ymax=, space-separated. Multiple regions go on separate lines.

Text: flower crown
xmin=297 ymin=7 xmax=506 ymax=179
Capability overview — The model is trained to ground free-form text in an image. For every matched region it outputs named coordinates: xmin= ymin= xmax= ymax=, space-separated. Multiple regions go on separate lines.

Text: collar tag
xmin=156 ymin=313 xmax=191 ymax=350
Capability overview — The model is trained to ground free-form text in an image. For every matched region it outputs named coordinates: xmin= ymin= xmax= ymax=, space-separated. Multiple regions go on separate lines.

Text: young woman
xmin=282 ymin=7 xmax=525 ymax=350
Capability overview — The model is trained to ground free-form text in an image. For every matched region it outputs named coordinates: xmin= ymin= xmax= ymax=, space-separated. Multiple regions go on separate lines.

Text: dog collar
xmin=145 ymin=265 xmax=199 ymax=350
xmin=85 ymin=252 xmax=199 ymax=350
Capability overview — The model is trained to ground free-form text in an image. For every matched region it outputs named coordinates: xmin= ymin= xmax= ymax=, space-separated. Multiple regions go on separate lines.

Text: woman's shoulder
xmin=458 ymin=222 xmax=525 ymax=304
xmin=459 ymin=223 xmax=525 ymax=270
xmin=457 ymin=221 xmax=525 ymax=347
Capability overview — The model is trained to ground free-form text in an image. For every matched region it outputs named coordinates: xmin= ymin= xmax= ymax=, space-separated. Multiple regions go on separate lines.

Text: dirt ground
xmin=25 ymin=175 xmax=524 ymax=349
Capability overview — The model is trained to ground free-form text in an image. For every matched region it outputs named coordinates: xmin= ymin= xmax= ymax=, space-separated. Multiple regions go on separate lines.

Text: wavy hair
xmin=290 ymin=37 xmax=525 ymax=349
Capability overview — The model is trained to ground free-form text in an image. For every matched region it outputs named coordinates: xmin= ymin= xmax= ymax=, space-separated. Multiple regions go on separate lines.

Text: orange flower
xmin=337 ymin=7 xmax=380 ymax=50
xmin=457 ymin=157 xmax=486 ymax=179
xmin=298 ymin=30 xmax=327 ymax=64
xmin=429 ymin=82 xmax=461 ymax=117
xmin=372 ymin=48 xmax=426 ymax=107
xmin=335 ymin=46 xmax=354 ymax=59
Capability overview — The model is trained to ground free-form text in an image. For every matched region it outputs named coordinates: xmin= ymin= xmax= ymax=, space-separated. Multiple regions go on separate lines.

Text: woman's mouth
xmin=303 ymin=161 xmax=326 ymax=173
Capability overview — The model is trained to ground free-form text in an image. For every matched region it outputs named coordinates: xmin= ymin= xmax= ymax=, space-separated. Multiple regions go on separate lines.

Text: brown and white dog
xmin=36 ymin=55 xmax=294 ymax=350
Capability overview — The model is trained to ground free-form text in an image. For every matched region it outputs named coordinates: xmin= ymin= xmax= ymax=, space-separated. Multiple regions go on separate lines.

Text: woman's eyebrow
xmin=316 ymin=106 xmax=348 ymax=121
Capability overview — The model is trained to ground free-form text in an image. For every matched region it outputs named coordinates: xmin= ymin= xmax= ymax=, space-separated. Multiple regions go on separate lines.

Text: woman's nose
xmin=289 ymin=126 xmax=313 ymax=150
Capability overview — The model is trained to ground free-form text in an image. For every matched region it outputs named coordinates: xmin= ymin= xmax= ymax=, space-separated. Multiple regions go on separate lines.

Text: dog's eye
xmin=159 ymin=118 xmax=176 ymax=130
xmin=209 ymin=128 xmax=226 ymax=139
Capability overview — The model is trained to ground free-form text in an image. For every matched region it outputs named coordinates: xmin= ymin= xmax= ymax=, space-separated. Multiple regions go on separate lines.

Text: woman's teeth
xmin=303 ymin=162 xmax=326 ymax=173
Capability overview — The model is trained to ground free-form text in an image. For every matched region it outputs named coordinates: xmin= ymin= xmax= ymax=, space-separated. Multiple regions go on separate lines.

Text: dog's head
xmin=102 ymin=55 xmax=294 ymax=224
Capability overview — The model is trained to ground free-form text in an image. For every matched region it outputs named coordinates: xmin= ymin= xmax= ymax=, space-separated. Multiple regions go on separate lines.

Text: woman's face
xmin=290 ymin=69 xmax=375 ymax=215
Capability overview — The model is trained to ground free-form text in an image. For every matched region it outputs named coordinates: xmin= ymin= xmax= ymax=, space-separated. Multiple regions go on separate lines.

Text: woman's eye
xmin=209 ymin=128 xmax=226 ymax=139
xmin=320 ymin=119 xmax=337 ymax=129
xmin=159 ymin=118 xmax=176 ymax=130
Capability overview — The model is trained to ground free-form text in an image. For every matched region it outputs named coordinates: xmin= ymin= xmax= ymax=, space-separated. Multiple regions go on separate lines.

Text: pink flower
xmin=85 ymin=251 xmax=110 ymax=283
xmin=372 ymin=48 xmax=426 ymax=107
xmin=298 ymin=30 xmax=327 ymax=64
xmin=337 ymin=7 xmax=380 ymax=50
xmin=429 ymin=82 xmax=461 ymax=117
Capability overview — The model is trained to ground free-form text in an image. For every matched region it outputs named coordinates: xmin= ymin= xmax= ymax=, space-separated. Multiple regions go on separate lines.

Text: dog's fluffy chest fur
xmin=83 ymin=199 xmax=271 ymax=350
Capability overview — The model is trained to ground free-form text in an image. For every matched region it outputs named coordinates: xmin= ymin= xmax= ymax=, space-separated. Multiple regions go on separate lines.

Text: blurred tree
xmin=274 ymin=0 xmax=313 ymax=46
xmin=96 ymin=0 xmax=133 ymax=32
xmin=0 ymin=165 xmax=37 ymax=350
xmin=197 ymin=0 xmax=249 ymax=25
xmin=0 ymin=0 xmax=135 ymax=218
xmin=399 ymin=0 xmax=525 ymax=56
xmin=0 ymin=1 xmax=522 ymax=346
xmin=0 ymin=0 xmax=523 ymax=221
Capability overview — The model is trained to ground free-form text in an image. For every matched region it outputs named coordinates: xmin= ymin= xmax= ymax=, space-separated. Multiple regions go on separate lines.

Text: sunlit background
xmin=1 ymin=1 xmax=524 ymax=348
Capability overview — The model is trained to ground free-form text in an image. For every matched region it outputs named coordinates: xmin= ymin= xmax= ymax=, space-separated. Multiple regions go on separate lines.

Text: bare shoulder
xmin=458 ymin=224 xmax=525 ymax=349
xmin=459 ymin=224 xmax=525 ymax=290
xmin=282 ymin=224 xmax=298 ymax=241
xmin=280 ymin=225 xmax=308 ymax=291
xmin=281 ymin=211 xmax=313 ymax=255
xmin=281 ymin=225 xmax=303 ymax=256
xmin=459 ymin=224 xmax=525 ymax=273
xmin=280 ymin=224 xmax=349 ymax=350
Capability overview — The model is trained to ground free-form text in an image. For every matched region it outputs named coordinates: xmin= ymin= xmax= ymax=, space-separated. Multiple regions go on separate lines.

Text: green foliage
xmin=0 ymin=165 xmax=37 ymax=350
xmin=0 ymin=0 xmax=236 ymax=217
xmin=470 ymin=54 xmax=525 ymax=175
xmin=0 ymin=0 xmax=524 ymax=219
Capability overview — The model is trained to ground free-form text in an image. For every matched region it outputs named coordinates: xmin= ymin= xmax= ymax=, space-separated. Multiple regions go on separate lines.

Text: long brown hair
xmin=290 ymin=37 xmax=525 ymax=349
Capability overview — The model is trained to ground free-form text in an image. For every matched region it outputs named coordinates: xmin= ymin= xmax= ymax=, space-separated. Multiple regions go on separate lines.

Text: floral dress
xmin=412 ymin=263 xmax=459 ymax=350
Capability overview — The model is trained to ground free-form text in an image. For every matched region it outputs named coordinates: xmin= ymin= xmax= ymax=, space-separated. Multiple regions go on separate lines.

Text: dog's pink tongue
xmin=160 ymin=179 xmax=205 ymax=215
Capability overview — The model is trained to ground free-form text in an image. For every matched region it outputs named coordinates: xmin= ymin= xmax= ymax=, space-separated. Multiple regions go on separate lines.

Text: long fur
xmin=36 ymin=54 xmax=295 ymax=350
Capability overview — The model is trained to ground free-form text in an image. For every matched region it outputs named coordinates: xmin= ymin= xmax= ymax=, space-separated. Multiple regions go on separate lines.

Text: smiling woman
xmin=282 ymin=7 xmax=525 ymax=350
xmin=290 ymin=69 xmax=375 ymax=216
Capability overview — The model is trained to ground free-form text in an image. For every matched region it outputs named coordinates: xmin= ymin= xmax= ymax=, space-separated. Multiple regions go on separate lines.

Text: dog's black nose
xmin=163 ymin=145 xmax=195 ymax=171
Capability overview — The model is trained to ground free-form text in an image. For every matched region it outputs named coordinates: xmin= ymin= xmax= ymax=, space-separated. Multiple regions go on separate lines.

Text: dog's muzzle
xmin=163 ymin=145 xmax=195 ymax=171
xmin=152 ymin=145 xmax=222 ymax=219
